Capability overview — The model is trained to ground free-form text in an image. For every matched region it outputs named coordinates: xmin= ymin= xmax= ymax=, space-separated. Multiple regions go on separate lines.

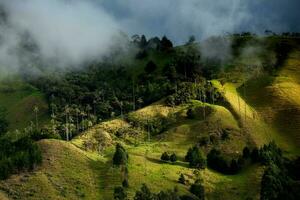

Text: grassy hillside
xmin=0 ymin=78 xmax=49 ymax=131
xmin=0 ymin=139 xmax=105 ymax=200
xmin=232 ymin=50 xmax=300 ymax=155
xmin=70 ymin=101 xmax=261 ymax=199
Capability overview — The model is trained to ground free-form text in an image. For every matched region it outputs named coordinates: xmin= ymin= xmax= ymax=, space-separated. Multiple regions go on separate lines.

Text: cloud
xmin=0 ymin=0 xmax=299 ymax=76
xmin=200 ymin=36 xmax=233 ymax=63
xmin=102 ymin=0 xmax=300 ymax=43
xmin=0 ymin=0 xmax=123 ymax=74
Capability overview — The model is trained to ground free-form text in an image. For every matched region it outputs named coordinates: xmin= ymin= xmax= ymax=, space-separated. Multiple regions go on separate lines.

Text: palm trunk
xmin=35 ymin=112 xmax=38 ymax=129
xmin=66 ymin=114 xmax=69 ymax=141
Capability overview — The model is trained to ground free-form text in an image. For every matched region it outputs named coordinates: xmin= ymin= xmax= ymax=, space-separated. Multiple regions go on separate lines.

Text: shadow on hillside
xmin=146 ymin=156 xmax=189 ymax=168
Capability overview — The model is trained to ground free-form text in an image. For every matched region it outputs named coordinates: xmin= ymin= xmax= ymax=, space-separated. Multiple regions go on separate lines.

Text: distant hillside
xmin=0 ymin=78 xmax=49 ymax=131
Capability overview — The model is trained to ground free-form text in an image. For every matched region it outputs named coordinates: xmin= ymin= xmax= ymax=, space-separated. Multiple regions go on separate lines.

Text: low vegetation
xmin=0 ymin=132 xmax=42 ymax=180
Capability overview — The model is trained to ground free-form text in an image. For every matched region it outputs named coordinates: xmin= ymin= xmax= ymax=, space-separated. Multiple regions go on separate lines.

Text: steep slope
xmin=0 ymin=139 xmax=104 ymax=200
xmin=236 ymin=50 xmax=300 ymax=155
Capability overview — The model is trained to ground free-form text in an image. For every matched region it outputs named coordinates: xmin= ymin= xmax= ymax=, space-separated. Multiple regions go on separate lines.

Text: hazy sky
xmin=100 ymin=0 xmax=300 ymax=43
xmin=0 ymin=0 xmax=299 ymax=74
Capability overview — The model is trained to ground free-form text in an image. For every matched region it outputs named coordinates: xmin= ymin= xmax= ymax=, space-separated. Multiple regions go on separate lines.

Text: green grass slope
xmin=232 ymin=50 xmax=300 ymax=155
xmin=0 ymin=139 xmax=105 ymax=200
xmin=71 ymin=101 xmax=261 ymax=199
xmin=0 ymin=79 xmax=49 ymax=131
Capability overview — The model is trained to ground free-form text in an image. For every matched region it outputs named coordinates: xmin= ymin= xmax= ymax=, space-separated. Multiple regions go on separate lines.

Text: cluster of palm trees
xmin=46 ymin=103 xmax=97 ymax=141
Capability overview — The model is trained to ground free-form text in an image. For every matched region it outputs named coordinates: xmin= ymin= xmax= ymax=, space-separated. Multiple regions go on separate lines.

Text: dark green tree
xmin=185 ymin=146 xmax=206 ymax=169
xmin=0 ymin=106 xmax=8 ymax=135
xmin=242 ymin=146 xmax=251 ymax=159
xmin=230 ymin=159 xmax=239 ymax=174
xmin=161 ymin=152 xmax=170 ymax=161
xmin=190 ymin=180 xmax=205 ymax=200
xmin=260 ymin=164 xmax=284 ymax=200
xmin=160 ymin=36 xmax=173 ymax=51
xmin=178 ymin=173 xmax=186 ymax=184
xmin=207 ymin=148 xmax=229 ymax=174
xmin=140 ymin=35 xmax=147 ymax=48
xmin=113 ymin=143 xmax=128 ymax=166
xmin=122 ymin=178 xmax=129 ymax=188
xmin=145 ymin=60 xmax=157 ymax=74
xmin=170 ymin=153 xmax=177 ymax=163
xmin=134 ymin=184 xmax=154 ymax=200
xmin=251 ymin=147 xmax=259 ymax=162
xmin=163 ymin=63 xmax=177 ymax=82
xmin=114 ymin=186 xmax=127 ymax=200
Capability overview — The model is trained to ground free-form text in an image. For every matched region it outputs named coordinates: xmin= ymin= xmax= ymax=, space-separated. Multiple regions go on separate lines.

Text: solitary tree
xmin=113 ymin=143 xmax=128 ymax=166
xmin=178 ymin=173 xmax=186 ymax=184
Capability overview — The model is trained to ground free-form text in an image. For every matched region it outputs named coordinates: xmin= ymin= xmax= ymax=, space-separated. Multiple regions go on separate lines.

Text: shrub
xmin=237 ymin=156 xmax=245 ymax=166
xmin=134 ymin=184 xmax=154 ymax=200
xmin=251 ymin=147 xmax=259 ymax=162
xmin=260 ymin=143 xmax=300 ymax=200
xmin=145 ymin=60 xmax=157 ymax=74
xmin=190 ymin=181 xmax=205 ymax=200
xmin=134 ymin=184 xmax=181 ymax=200
xmin=114 ymin=186 xmax=127 ymax=200
xmin=135 ymin=50 xmax=148 ymax=59
xmin=207 ymin=149 xmax=245 ymax=174
xmin=242 ymin=147 xmax=251 ymax=159
xmin=207 ymin=149 xmax=229 ymax=173
xmin=186 ymin=108 xmax=195 ymax=119
xmin=122 ymin=178 xmax=129 ymax=188
xmin=170 ymin=153 xmax=177 ymax=163
xmin=198 ymin=136 xmax=210 ymax=146
xmin=180 ymin=195 xmax=198 ymax=200
xmin=0 ymin=134 xmax=42 ymax=180
xmin=161 ymin=152 xmax=170 ymax=161
xmin=230 ymin=159 xmax=239 ymax=174
xmin=0 ymin=158 xmax=12 ymax=179
xmin=178 ymin=173 xmax=186 ymax=184
xmin=259 ymin=141 xmax=283 ymax=166
xmin=185 ymin=146 xmax=206 ymax=169
xmin=221 ymin=130 xmax=229 ymax=140
xmin=260 ymin=163 xmax=286 ymax=200
xmin=0 ymin=107 xmax=8 ymax=135
xmin=209 ymin=134 xmax=219 ymax=144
